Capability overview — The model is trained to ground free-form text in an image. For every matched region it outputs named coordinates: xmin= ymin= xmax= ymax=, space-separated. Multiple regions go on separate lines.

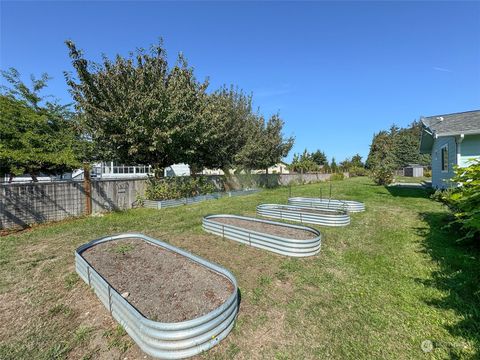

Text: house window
xmin=441 ymin=145 xmax=448 ymax=172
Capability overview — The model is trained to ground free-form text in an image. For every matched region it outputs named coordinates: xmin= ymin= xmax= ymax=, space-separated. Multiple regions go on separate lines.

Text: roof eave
xmin=419 ymin=127 xmax=434 ymax=153
xmin=435 ymin=129 xmax=480 ymax=137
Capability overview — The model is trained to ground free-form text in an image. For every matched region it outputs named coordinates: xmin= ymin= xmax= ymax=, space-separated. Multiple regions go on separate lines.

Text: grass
xmin=0 ymin=177 xmax=479 ymax=359
xmin=393 ymin=175 xmax=431 ymax=184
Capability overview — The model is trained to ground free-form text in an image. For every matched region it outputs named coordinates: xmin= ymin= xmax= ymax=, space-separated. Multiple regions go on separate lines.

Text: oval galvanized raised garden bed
xmin=202 ymin=214 xmax=321 ymax=257
xmin=144 ymin=189 xmax=259 ymax=209
xmin=256 ymin=204 xmax=350 ymax=227
xmin=288 ymin=197 xmax=365 ymax=212
xmin=75 ymin=233 xmax=238 ymax=359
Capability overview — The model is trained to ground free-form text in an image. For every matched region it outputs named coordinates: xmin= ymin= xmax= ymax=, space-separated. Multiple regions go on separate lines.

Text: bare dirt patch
xmin=211 ymin=217 xmax=315 ymax=239
xmin=81 ymin=238 xmax=234 ymax=323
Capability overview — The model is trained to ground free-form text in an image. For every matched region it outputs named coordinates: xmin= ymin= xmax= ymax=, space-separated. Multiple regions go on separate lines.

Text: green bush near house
xmin=434 ymin=159 xmax=480 ymax=242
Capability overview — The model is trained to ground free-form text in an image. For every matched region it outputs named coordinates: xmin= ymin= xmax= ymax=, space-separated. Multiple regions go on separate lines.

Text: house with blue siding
xmin=420 ymin=110 xmax=480 ymax=189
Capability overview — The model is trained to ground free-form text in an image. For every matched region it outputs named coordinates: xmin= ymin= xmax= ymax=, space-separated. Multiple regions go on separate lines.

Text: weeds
xmin=103 ymin=325 xmax=132 ymax=353
xmin=111 ymin=243 xmax=135 ymax=255
xmin=64 ymin=272 xmax=79 ymax=290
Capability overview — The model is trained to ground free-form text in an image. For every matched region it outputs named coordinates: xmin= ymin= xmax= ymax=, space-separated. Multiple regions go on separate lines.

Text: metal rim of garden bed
xmin=256 ymin=203 xmax=350 ymax=227
xmin=75 ymin=233 xmax=239 ymax=359
xmin=143 ymin=189 xmax=259 ymax=209
xmin=202 ymin=214 xmax=321 ymax=257
xmin=288 ymin=197 xmax=366 ymax=212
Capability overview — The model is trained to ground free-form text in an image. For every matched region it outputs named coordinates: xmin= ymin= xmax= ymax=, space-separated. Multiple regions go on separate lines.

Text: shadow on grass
xmin=386 ymin=185 xmax=432 ymax=199
xmin=416 ymin=212 xmax=480 ymax=358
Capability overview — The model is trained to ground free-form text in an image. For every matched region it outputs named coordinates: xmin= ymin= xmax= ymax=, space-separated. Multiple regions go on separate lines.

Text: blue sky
xmin=1 ymin=1 xmax=479 ymax=163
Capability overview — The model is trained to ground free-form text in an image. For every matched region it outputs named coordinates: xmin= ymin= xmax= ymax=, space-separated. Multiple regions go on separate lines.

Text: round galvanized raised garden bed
xmin=202 ymin=214 xmax=321 ymax=257
xmin=75 ymin=233 xmax=238 ymax=359
xmin=257 ymin=204 xmax=350 ymax=226
xmin=288 ymin=197 xmax=365 ymax=212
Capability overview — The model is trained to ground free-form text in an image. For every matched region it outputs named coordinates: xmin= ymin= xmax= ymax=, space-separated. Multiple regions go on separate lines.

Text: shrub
xmin=434 ymin=159 xmax=480 ymax=242
xmin=424 ymin=169 xmax=432 ymax=177
xmin=370 ymin=164 xmax=394 ymax=185
xmin=349 ymin=166 xmax=368 ymax=177
xmin=145 ymin=176 xmax=219 ymax=201
xmin=330 ymin=173 xmax=344 ymax=181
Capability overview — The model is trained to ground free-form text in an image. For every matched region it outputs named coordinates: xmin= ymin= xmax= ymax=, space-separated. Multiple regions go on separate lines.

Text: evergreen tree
xmin=367 ymin=121 xmax=430 ymax=170
xmin=330 ymin=157 xmax=338 ymax=173
xmin=288 ymin=149 xmax=319 ymax=173
xmin=311 ymin=150 xmax=328 ymax=166
xmin=351 ymin=153 xmax=364 ymax=168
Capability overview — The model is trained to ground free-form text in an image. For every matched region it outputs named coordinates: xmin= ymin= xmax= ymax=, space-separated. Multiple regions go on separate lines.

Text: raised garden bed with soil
xmin=288 ymin=197 xmax=365 ymax=212
xmin=75 ymin=233 xmax=239 ymax=359
xmin=202 ymin=214 xmax=321 ymax=257
xmin=257 ymin=203 xmax=350 ymax=226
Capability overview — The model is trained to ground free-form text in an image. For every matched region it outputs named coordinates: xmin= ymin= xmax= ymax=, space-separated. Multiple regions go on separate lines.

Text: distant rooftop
xmin=421 ymin=110 xmax=480 ymax=136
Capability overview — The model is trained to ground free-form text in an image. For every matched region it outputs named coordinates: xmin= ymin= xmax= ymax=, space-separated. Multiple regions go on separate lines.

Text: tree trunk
xmin=153 ymin=166 xmax=164 ymax=179
xmin=8 ymin=174 xmax=13 ymax=183
xmin=31 ymin=173 xmax=38 ymax=182
xmin=190 ymin=164 xmax=200 ymax=179
xmin=223 ymin=167 xmax=232 ymax=191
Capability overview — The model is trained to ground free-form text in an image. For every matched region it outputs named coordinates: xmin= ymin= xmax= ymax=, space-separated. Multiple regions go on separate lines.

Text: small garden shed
xmin=404 ymin=164 xmax=424 ymax=177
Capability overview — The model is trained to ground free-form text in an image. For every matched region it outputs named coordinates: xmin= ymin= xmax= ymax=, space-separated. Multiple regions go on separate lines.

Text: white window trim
xmin=441 ymin=144 xmax=449 ymax=173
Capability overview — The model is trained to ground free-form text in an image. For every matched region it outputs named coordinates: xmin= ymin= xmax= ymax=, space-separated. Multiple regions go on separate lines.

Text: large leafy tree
xmin=0 ymin=95 xmax=80 ymax=181
xmin=0 ymin=68 xmax=82 ymax=181
xmin=236 ymin=114 xmax=294 ymax=173
xmin=189 ymin=86 xmax=256 ymax=174
xmin=65 ymin=40 xmax=208 ymax=174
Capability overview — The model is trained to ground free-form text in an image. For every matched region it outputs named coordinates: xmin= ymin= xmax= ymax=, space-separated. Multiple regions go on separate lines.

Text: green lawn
xmin=393 ymin=175 xmax=431 ymax=184
xmin=0 ymin=177 xmax=478 ymax=359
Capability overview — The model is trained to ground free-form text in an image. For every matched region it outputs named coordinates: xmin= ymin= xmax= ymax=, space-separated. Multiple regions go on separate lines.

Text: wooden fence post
xmin=84 ymin=163 xmax=92 ymax=215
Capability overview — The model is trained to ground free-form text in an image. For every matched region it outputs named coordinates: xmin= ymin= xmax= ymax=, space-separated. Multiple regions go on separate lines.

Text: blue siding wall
xmin=459 ymin=134 xmax=480 ymax=167
xmin=431 ymin=136 xmax=457 ymax=189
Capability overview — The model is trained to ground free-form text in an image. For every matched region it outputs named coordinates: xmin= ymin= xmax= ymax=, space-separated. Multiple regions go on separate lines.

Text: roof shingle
xmin=422 ymin=110 xmax=480 ymax=136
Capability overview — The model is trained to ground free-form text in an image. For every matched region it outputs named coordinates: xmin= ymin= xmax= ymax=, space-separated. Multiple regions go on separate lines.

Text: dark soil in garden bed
xmin=211 ymin=217 xmax=315 ymax=239
xmin=81 ymin=238 xmax=234 ymax=323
